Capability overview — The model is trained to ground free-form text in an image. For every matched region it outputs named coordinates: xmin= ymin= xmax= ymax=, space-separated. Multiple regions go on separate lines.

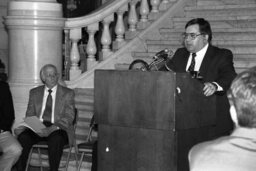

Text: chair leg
xmin=37 ymin=148 xmax=44 ymax=171
xmin=65 ymin=146 xmax=79 ymax=171
xmin=74 ymin=144 xmax=79 ymax=170
xmin=25 ymin=148 xmax=33 ymax=171
xmin=65 ymin=147 xmax=72 ymax=171
xmin=77 ymin=152 xmax=85 ymax=171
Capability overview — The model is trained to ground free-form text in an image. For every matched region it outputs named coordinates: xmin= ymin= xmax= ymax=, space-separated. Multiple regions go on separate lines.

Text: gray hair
xmin=40 ymin=64 xmax=58 ymax=83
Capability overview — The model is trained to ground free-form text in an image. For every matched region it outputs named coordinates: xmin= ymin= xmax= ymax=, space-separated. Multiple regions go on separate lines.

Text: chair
xmin=77 ymin=115 xmax=97 ymax=171
xmin=25 ymin=111 xmax=78 ymax=171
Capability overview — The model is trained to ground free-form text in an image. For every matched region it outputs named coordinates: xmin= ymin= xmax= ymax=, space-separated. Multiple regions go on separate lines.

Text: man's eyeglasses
xmin=182 ymin=33 xmax=203 ymax=40
xmin=45 ymin=73 xmax=58 ymax=78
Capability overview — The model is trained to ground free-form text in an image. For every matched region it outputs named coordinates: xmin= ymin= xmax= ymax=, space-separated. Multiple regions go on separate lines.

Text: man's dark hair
xmin=129 ymin=59 xmax=149 ymax=71
xmin=185 ymin=18 xmax=212 ymax=43
xmin=228 ymin=66 xmax=256 ymax=128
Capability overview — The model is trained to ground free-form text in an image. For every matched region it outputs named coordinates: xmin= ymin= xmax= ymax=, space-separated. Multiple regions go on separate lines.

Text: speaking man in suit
xmin=165 ymin=18 xmax=237 ymax=136
xmin=162 ymin=18 xmax=237 ymax=170
xmin=189 ymin=66 xmax=256 ymax=171
xmin=15 ymin=64 xmax=75 ymax=171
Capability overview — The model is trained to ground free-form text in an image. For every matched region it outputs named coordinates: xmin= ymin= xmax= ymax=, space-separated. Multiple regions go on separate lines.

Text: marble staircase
xmin=128 ymin=0 xmax=256 ymax=74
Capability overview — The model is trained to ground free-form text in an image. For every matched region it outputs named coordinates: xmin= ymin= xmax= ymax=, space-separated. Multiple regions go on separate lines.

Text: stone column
xmin=4 ymin=0 xmax=65 ymax=127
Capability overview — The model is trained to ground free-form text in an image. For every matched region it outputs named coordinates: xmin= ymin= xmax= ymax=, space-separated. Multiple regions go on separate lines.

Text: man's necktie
xmin=42 ymin=89 xmax=52 ymax=123
xmin=188 ymin=53 xmax=196 ymax=71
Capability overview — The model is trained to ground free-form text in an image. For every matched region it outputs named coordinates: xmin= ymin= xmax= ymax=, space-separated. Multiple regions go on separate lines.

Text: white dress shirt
xmin=186 ymin=44 xmax=209 ymax=72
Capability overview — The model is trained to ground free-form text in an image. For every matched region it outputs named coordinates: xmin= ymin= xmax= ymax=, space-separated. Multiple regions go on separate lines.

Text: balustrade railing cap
xmin=15 ymin=0 xmax=57 ymax=2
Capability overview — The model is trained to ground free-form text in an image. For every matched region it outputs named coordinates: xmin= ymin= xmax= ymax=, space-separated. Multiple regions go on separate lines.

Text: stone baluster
xmin=69 ymin=28 xmax=82 ymax=80
xmin=128 ymin=0 xmax=138 ymax=32
xmin=125 ymin=0 xmax=139 ymax=39
xmin=162 ymin=0 xmax=170 ymax=3
xmin=151 ymin=0 xmax=160 ymax=13
xmin=100 ymin=14 xmax=114 ymax=61
xmin=137 ymin=0 xmax=150 ymax=29
xmin=113 ymin=4 xmax=128 ymax=50
xmin=149 ymin=0 xmax=161 ymax=20
xmin=86 ymin=23 xmax=99 ymax=70
xmin=159 ymin=0 xmax=171 ymax=11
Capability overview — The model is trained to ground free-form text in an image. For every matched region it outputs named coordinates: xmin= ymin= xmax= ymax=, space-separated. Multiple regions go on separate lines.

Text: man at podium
xmin=164 ymin=18 xmax=236 ymax=137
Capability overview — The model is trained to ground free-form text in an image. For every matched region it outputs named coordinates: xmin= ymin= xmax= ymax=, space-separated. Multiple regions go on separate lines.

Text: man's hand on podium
xmin=203 ymin=82 xmax=217 ymax=96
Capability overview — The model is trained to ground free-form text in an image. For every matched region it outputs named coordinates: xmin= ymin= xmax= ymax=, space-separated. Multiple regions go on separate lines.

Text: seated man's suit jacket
xmin=25 ymin=84 xmax=75 ymax=144
xmin=165 ymin=45 xmax=237 ymax=136
xmin=189 ymin=128 xmax=256 ymax=171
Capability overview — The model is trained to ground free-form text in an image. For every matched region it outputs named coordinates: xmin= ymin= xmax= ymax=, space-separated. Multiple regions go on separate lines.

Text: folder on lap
xmin=23 ymin=116 xmax=46 ymax=133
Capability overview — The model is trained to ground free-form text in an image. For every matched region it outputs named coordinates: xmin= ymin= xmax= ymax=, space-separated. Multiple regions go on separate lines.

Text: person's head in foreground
xmin=189 ymin=66 xmax=256 ymax=171
xmin=227 ymin=66 xmax=256 ymax=128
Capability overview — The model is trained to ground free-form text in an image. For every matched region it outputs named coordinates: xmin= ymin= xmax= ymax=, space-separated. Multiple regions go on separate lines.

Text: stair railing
xmin=64 ymin=0 xmax=172 ymax=81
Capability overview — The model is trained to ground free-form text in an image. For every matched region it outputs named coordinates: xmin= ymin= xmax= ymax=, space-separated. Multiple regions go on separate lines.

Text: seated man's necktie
xmin=43 ymin=89 xmax=52 ymax=123
xmin=188 ymin=53 xmax=197 ymax=71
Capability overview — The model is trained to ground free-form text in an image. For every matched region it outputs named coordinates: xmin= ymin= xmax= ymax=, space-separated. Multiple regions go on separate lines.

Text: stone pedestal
xmin=4 ymin=0 xmax=65 ymax=128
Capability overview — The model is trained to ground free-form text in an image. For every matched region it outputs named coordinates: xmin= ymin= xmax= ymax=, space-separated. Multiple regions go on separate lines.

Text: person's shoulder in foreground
xmin=0 ymin=80 xmax=8 ymax=88
xmin=189 ymin=66 xmax=256 ymax=171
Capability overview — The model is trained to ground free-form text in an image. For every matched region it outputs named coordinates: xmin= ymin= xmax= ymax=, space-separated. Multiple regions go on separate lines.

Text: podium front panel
xmin=98 ymin=124 xmax=176 ymax=171
xmin=95 ymin=70 xmax=216 ymax=171
xmin=95 ymin=70 xmax=176 ymax=130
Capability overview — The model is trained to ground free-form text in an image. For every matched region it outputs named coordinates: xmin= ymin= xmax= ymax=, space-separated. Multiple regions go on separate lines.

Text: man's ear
xmin=41 ymin=76 xmax=45 ymax=83
xmin=230 ymin=105 xmax=238 ymax=125
xmin=202 ymin=34 xmax=209 ymax=44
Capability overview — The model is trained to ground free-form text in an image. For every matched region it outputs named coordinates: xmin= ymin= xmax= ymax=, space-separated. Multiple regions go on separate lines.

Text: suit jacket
xmin=165 ymin=45 xmax=237 ymax=136
xmin=0 ymin=81 xmax=15 ymax=132
xmin=189 ymin=127 xmax=256 ymax=171
xmin=25 ymin=84 xmax=75 ymax=144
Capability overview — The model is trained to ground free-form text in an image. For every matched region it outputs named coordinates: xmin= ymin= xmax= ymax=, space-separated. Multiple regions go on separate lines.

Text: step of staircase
xmin=184 ymin=4 xmax=256 ymax=17
xmin=147 ymin=40 xmax=256 ymax=54
xmin=74 ymin=88 xmax=96 ymax=144
xmin=160 ymin=28 xmax=256 ymax=41
xmin=196 ymin=0 xmax=256 ymax=6
xmin=73 ymin=88 xmax=95 ymax=171
xmin=173 ymin=16 xmax=256 ymax=29
xmin=234 ymin=55 xmax=256 ymax=73
xmin=115 ymin=63 xmax=131 ymax=70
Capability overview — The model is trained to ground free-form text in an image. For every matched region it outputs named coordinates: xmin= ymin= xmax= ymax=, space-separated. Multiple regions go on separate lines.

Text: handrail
xmin=65 ymin=0 xmax=128 ymax=29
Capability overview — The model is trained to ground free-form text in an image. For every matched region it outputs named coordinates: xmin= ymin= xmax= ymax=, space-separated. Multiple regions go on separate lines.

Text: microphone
xmin=149 ymin=49 xmax=173 ymax=71
xmin=153 ymin=49 xmax=172 ymax=60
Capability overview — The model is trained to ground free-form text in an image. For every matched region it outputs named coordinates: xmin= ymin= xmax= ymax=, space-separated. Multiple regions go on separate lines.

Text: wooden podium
xmin=94 ymin=70 xmax=216 ymax=171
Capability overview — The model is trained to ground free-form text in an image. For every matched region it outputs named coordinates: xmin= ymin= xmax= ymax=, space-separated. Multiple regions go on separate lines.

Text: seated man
xmin=0 ymin=81 xmax=22 ymax=171
xmin=189 ymin=66 xmax=256 ymax=171
xmin=15 ymin=64 xmax=75 ymax=171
